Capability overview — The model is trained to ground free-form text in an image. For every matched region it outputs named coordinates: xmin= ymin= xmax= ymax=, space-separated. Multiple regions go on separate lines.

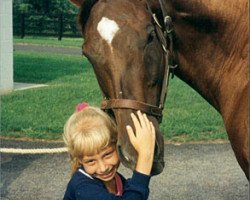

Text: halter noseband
xmin=101 ymin=0 xmax=175 ymax=123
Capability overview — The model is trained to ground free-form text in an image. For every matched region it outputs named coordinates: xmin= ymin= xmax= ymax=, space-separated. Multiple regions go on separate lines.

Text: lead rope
xmin=0 ymin=147 xmax=67 ymax=154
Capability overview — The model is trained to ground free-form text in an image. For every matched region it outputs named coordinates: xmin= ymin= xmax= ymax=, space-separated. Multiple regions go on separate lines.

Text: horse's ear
xmin=78 ymin=0 xmax=98 ymax=32
xmin=70 ymin=0 xmax=85 ymax=7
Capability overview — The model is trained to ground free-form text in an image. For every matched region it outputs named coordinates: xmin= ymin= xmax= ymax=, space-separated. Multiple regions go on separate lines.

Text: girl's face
xmin=81 ymin=144 xmax=120 ymax=182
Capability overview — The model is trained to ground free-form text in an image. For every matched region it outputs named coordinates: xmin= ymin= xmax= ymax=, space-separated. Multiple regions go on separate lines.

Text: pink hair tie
xmin=76 ymin=102 xmax=89 ymax=112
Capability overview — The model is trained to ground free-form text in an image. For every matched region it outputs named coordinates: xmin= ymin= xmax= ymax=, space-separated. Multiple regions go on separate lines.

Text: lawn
xmin=14 ymin=36 xmax=83 ymax=48
xmin=1 ymin=44 xmax=227 ymax=142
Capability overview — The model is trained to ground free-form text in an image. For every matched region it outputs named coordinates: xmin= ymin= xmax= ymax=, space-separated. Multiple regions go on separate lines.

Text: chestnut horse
xmin=70 ymin=0 xmax=249 ymax=179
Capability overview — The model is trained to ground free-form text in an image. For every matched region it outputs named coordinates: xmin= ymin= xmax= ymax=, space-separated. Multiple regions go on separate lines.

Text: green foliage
xmin=51 ymin=0 xmax=78 ymax=14
xmin=13 ymin=0 xmax=80 ymax=38
xmin=13 ymin=0 xmax=78 ymax=15
xmin=18 ymin=3 xmax=32 ymax=13
xmin=13 ymin=0 xmax=80 ymax=37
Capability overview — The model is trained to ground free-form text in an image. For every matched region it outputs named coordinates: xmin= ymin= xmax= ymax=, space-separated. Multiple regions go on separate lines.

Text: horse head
xmin=71 ymin=0 xmax=167 ymax=175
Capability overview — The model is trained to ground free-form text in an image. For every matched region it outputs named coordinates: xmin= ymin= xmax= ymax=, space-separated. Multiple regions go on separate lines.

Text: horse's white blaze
xmin=97 ymin=17 xmax=120 ymax=45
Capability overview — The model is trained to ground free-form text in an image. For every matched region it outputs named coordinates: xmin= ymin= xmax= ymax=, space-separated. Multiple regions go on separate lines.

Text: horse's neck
xmin=164 ymin=0 xmax=248 ymax=112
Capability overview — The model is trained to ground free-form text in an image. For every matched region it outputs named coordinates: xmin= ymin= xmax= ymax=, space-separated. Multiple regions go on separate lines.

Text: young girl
xmin=63 ymin=103 xmax=156 ymax=200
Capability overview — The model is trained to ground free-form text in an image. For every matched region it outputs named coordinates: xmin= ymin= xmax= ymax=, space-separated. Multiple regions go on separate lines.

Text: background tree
xmin=13 ymin=0 xmax=78 ymax=15
xmin=13 ymin=0 xmax=80 ymax=38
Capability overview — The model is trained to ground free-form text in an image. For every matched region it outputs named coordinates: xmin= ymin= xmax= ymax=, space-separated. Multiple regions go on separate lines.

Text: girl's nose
xmin=98 ymin=160 xmax=108 ymax=173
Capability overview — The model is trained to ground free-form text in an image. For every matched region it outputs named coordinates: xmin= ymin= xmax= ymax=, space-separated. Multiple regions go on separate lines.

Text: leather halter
xmin=101 ymin=0 xmax=175 ymax=123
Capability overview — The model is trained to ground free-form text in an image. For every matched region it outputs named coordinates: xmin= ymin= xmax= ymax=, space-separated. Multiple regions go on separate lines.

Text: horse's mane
xmin=78 ymin=0 xmax=98 ymax=31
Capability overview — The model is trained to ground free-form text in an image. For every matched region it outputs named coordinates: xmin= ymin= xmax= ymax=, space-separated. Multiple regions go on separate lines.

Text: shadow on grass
xmin=14 ymin=51 xmax=91 ymax=84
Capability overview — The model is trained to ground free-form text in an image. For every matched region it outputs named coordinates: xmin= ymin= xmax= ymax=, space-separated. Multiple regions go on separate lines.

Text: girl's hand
xmin=126 ymin=110 xmax=156 ymax=175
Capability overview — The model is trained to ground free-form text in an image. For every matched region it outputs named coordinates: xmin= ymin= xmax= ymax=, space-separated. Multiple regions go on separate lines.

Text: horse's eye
xmin=147 ymin=76 xmax=159 ymax=87
xmin=147 ymin=31 xmax=156 ymax=44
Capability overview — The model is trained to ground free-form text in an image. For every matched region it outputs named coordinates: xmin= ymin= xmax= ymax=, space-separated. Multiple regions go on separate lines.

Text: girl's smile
xmin=96 ymin=166 xmax=116 ymax=180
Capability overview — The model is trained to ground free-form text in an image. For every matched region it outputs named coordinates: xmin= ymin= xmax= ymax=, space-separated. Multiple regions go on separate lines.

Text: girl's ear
xmin=70 ymin=0 xmax=85 ymax=7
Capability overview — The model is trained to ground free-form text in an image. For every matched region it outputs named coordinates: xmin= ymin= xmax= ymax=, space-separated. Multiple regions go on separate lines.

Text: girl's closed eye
xmin=84 ymin=159 xmax=96 ymax=166
xmin=104 ymin=150 xmax=114 ymax=158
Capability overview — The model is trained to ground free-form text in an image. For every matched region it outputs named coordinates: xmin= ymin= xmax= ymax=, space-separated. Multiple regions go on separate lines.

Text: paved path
xmin=1 ymin=139 xmax=249 ymax=200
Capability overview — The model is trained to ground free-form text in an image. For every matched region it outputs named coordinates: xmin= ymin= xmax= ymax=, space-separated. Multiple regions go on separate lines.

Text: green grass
xmin=1 ymin=51 xmax=227 ymax=142
xmin=161 ymin=81 xmax=227 ymax=142
xmin=14 ymin=36 xmax=83 ymax=48
xmin=2 ymin=51 xmax=101 ymax=140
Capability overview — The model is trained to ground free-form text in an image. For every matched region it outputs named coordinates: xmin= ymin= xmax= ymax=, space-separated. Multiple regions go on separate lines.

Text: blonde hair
xmin=63 ymin=107 xmax=117 ymax=173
